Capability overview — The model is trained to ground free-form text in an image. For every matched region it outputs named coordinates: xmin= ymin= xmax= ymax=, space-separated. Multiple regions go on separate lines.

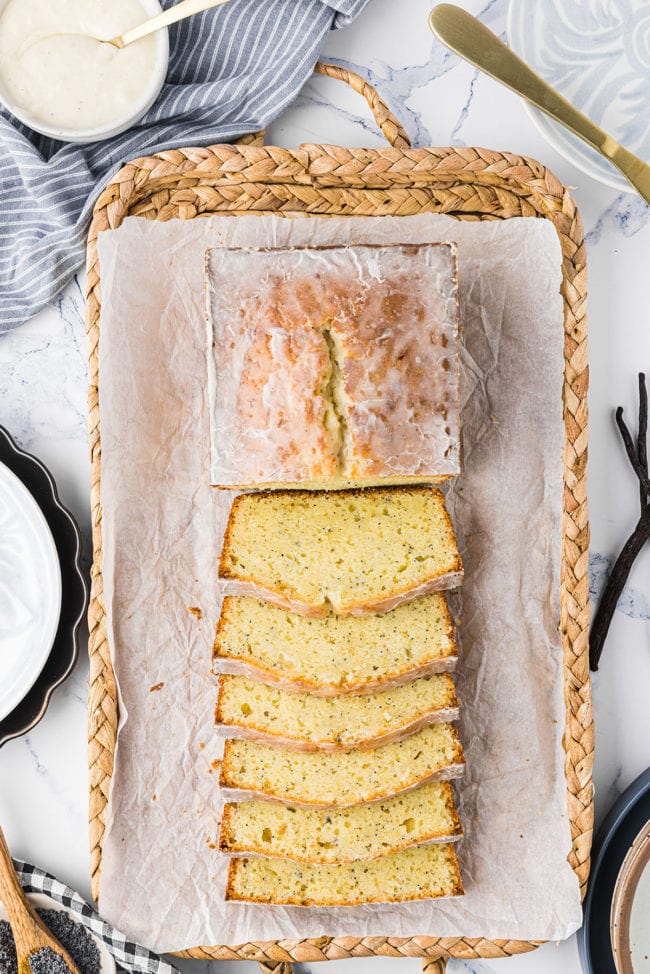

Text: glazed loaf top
xmin=206 ymin=242 xmax=459 ymax=489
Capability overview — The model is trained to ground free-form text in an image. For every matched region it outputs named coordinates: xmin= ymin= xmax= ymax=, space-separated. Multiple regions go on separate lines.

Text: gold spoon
xmin=429 ymin=3 xmax=650 ymax=204
xmin=0 ymin=826 xmax=82 ymax=974
xmin=17 ymin=0 xmax=233 ymax=55
xmin=107 ymin=0 xmax=233 ymax=49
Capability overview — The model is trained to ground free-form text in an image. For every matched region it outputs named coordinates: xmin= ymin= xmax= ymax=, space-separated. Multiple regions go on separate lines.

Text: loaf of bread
xmin=219 ymin=780 xmax=462 ymax=862
xmin=214 ymin=593 xmax=458 ymax=694
xmin=219 ymin=722 xmax=464 ymax=806
xmin=225 ymin=842 xmax=463 ymax=905
xmin=219 ymin=486 xmax=463 ymax=616
xmin=206 ymin=243 xmax=459 ymax=489
xmin=215 ymin=673 xmax=460 ymax=751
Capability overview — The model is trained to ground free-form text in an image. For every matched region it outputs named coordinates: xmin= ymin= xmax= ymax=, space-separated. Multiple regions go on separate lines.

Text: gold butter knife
xmin=429 ymin=3 xmax=650 ymax=204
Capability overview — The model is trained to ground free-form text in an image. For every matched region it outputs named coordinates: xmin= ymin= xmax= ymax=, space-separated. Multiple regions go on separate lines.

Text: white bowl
xmin=507 ymin=0 xmax=650 ymax=193
xmin=0 ymin=0 xmax=168 ymax=144
xmin=0 ymin=892 xmax=116 ymax=974
xmin=0 ymin=462 xmax=62 ymax=722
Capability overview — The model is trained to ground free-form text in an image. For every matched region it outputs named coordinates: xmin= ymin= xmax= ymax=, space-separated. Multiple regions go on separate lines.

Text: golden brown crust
xmin=218 ymin=498 xmax=243 ymax=583
xmin=219 ymin=802 xmax=235 ymax=848
xmin=449 ymin=849 xmax=465 ymax=897
xmin=213 ymin=674 xmax=225 ymax=726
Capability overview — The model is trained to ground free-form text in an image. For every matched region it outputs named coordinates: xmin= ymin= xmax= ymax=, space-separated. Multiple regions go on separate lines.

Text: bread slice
xmin=219 ymin=486 xmax=463 ymax=616
xmin=214 ymin=593 xmax=458 ymax=694
xmin=225 ymin=842 xmax=463 ymax=905
xmin=206 ymin=243 xmax=459 ymax=489
xmin=215 ymin=673 xmax=460 ymax=751
xmin=219 ymin=780 xmax=463 ymax=862
xmin=219 ymin=723 xmax=465 ymax=807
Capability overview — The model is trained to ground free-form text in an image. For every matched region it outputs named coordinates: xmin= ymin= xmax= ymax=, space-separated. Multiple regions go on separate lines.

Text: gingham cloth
xmin=13 ymin=861 xmax=180 ymax=974
xmin=0 ymin=0 xmax=372 ymax=332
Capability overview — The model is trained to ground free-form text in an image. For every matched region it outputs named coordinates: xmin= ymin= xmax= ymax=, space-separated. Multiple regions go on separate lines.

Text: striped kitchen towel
xmin=0 ymin=0 xmax=372 ymax=332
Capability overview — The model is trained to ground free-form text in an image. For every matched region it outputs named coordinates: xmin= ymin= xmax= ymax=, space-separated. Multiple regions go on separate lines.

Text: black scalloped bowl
xmin=0 ymin=426 xmax=88 ymax=747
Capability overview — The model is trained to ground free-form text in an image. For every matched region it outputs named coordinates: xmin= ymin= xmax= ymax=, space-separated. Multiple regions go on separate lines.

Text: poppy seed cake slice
xmin=218 ymin=486 xmax=463 ymax=616
xmin=225 ymin=843 xmax=464 ymax=905
xmin=215 ymin=673 xmax=460 ymax=751
xmin=219 ymin=780 xmax=463 ymax=863
xmin=219 ymin=722 xmax=465 ymax=807
xmin=213 ymin=593 xmax=458 ymax=694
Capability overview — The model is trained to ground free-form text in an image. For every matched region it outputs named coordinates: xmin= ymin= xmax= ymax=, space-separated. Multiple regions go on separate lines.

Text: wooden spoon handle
xmin=0 ymin=827 xmax=81 ymax=974
xmin=0 ymin=826 xmax=30 ymax=929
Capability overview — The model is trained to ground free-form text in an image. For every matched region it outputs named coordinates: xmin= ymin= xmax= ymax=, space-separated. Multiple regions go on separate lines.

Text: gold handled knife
xmin=429 ymin=3 xmax=650 ymax=204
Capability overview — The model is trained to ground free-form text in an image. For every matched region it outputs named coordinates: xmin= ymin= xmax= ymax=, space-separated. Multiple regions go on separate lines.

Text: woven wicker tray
xmin=85 ymin=61 xmax=593 ymax=973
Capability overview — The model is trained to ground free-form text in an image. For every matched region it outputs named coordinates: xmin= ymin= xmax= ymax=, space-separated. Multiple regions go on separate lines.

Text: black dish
xmin=578 ymin=766 xmax=650 ymax=974
xmin=0 ymin=426 xmax=88 ymax=747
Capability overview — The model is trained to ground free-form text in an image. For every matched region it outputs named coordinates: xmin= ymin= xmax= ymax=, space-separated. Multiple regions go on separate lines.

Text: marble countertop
xmin=1 ymin=1 xmax=649 ymax=972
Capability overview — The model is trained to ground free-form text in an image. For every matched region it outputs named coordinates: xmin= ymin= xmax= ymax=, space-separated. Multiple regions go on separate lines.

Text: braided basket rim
xmin=85 ymin=61 xmax=592 ymax=964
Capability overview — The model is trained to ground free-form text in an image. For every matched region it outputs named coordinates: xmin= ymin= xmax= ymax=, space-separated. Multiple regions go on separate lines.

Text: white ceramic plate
xmin=507 ymin=0 xmax=650 ymax=192
xmin=0 ymin=892 xmax=116 ymax=974
xmin=0 ymin=462 xmax=61 ymax=721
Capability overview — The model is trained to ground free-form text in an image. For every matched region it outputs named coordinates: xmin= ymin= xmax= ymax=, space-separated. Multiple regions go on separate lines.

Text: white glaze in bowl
xmin=0 ymin=0 xmax=168 ymax=143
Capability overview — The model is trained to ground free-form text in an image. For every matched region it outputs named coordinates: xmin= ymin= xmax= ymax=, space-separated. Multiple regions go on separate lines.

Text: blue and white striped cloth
xmin=0 ymin=0 xmax=371 ymax=332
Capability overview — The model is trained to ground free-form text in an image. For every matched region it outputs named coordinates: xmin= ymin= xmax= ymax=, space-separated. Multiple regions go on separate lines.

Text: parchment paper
xmin=95 ymin=212 xmax=582 ymax=951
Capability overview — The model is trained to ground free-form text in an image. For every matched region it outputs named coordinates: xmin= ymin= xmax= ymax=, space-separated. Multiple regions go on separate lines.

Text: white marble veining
xmin=1 ymin=0 xmax=649 ymax=972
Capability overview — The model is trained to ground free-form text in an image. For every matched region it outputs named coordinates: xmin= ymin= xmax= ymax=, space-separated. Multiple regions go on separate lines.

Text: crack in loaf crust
xmin=218 ymin=485 xmax=464 ymax=617
xmin=214 ymin=673 xmax=461 ymax=751
xmin=206 ymin=243 xmax=460 ymax=489
xmin=218 ymin=722 xmax=465 ymax=807
xmin=225 ymin=843 xmax=464 ymax=905
xmin=218 ymin=781 xmax=463 ymax=863
xmin=212 ymin=591 xmax=459 ymax=695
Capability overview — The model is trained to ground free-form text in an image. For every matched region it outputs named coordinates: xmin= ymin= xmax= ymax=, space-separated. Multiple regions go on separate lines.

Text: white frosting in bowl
xmin=0 ymin=0 xmax=168 ymax=142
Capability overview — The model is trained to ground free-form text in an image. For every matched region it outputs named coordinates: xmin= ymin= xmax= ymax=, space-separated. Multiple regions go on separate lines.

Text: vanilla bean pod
xmin=590 ymin=373 xmax=650 ymax=670
xmin=615 ymin=406 xmax=650 ymax=496
xmin=638 ymin=372 xmax=648 ymax=511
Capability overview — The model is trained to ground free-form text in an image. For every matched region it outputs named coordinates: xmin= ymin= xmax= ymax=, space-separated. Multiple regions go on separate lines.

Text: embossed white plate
xmin=508 ymin=0 xmax=650 ymax=193
xmin=0 ymin=462 xmax=61 ymax=721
